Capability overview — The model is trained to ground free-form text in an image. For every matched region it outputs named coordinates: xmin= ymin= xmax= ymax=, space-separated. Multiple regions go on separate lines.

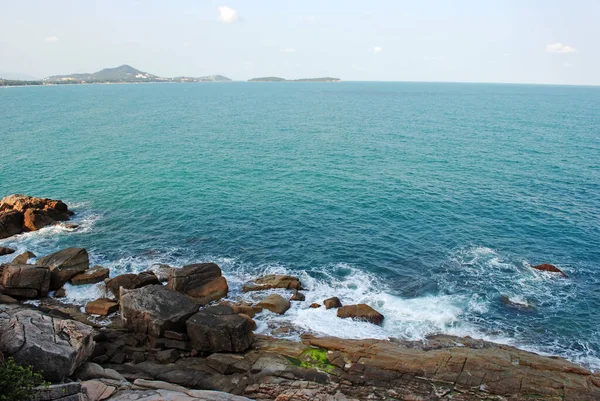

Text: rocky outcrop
xmin=0 ymin=246 xmax=15 ymax=256
xmin=106 ymin=272 xmax=161 ymax=300
xmin=0 ymin=305 xmax=94 ymax=381
xmin=106 ymin=389 xmax=253 ymax=401
xmin=0 ymin=263 xmax=51 ymax=298
xmin=167 ymin=263 xmax=228 ymax=305
xmin=337 ymin=304 xmax=384 ymax=325
xmin=120 ymin=285 xmax=198 ymax=337
xmin=71 ymin=265 xmax=110 ymax=285
xmin=186 ymin=306 xmax=252 ymax=353
xmin=36 ymin=247 xmax=90 ymax=290
xmin=86 ymin=298 xmax=119 ymax=316
xmin=0 ymin=194 xmax=72 ymax=239
xmin=243 ymin=274 xmax=302 ymax=292
xmin=257 ymin=294 xmax=291 ymax=315
xmin=532 ymin=263 xmax=568 ymax=278
xmin=12 ymin=250 xmax=36 ymax=264
xmin=323 ymin=296 xmax=342 ymax=309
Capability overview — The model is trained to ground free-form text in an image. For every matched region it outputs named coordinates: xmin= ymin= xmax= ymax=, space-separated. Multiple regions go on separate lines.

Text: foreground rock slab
xmin=186 ymin=305 xmax=252 ymax=353
xmin=1 ymin=263 xmax=51 ymax=298
xmin=0 ymin=305 xmax=94 ymax=381
xmin=167 ymin=263 xmax=228 ymax=305
xmin=36 ymin=247 xmax=90 ymax=290
xmin=120 ymin=285 xmax=198 ymax=337
xmin=106 ymin=389 xmax=253 ymax=401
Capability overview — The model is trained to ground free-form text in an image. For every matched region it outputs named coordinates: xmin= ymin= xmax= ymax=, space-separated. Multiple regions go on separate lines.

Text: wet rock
xmin=23 ymin=208 xmax=54 ymax=231
xmin=167 ymin=262 xmax=228 ymax=305
xmin=106 ymin=271 xmax=161 ymax=300
xmin=290 ymin=291 xmax=306 ymax=301
xmin=12 ymin=250 xmax=36 ymax=264
xmin=54 ymin=287 xmax=67 ymax=298
xmin=337 ymin=304 xmax=384 ymax=325
xmin=230 ymin=304 xmax=256 ymax=317
xmin=257 ymin=294 xmax=291 ymax=315
xmin=0 ymin=263 xmax=51 ymax=298
xmin=531 ymin=263 xmax=568 ymax=278
xmin=324 ymin=296 xmax=342 ymax=309
xmin=86 ymin=298 xmax=119 ymax=315
xmin=35 ymin=247 xmax=90 ymax=290
xmin=71 ymin=265 xmax=110 ymax=285
xmin=500 ymin=295 xmax=536 ymax=311
xmin=186 ymin=305 xmax=252 ymax=353
xmin=0 ymin=210 xmax=24 ymax=239
xmin=0 ymin=195 xmax=71 ymax=239
xmin=309 ymin=303 xmax=321 ymax=308
xmin=0 ymin=306 xmax=95 ymax=381
xmin=0 ymin=246 xmax=15 ymax=256
xmin=120 ymin=285 xmax=198 ymax=337
xmin=243 ymin=274 xmax=301 ymax=292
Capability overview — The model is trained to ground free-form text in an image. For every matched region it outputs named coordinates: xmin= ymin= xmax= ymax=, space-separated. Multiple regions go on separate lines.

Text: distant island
xmin=0 ymin=65 xmax=232 ymax=86
xmin=248 ymin=76 xmax=341 ymax=82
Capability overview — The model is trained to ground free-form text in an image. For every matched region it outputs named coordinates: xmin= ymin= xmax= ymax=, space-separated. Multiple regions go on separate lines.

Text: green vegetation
xmin=0 ymin=357 xmax=48 ymax=401
xmin=285 ymin=347 xmax=338 ymax=374
xmin=0 ymin=79 xmax=43 ymax=86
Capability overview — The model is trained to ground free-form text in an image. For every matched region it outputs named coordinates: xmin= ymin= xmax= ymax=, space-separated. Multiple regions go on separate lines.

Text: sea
xmin=1 ymin=82 xmax=599 ymax=370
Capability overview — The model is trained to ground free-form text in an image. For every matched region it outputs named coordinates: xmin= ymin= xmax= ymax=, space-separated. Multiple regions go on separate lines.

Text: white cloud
xmin=281 ymin=48 xmax=296 ymax=53
xmin=373 ymin=46 xmax=383 ymax=54
xmin=44 ymin=36 xmax=58 ymax=42
xmin=218 ymin=6 xmax=239 ymax=23
xmin=545 ymin=43 xmax=578 ymax=54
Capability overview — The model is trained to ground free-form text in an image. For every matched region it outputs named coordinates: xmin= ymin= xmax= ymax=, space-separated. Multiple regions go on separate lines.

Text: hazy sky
xmin=1 ymin=0 xmax=599 ymax=85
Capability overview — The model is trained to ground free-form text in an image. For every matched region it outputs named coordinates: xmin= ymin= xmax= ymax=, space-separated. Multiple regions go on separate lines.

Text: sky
xmin=1 ymin=0 xmax=599 ymax=85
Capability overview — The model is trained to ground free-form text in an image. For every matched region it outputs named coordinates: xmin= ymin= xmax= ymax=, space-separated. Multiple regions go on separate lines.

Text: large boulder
xmin=167 ymin=263 xmax=228 ymax=305
xmin=0 ymin=210 xmax=24 ymax=239
xmin=257 ymin=294 xmax=291 ymax=315
xmin=11 ymin=250 xmax=36 ymax=264
xmin=243 ymin=274 xmax=301 ymax=292
xmin=106 ymin=271 xmax=161 ymax=300
xmin=531 ymin=263 xmax=568 ymax=278
xmin=23 ymin=208 xmax=54 ymax=231
xmin=35 ymin=247 xmax=90 ymax=290
xmin=0 ymin=264 xmax=51 ymax=298
xmin=71 ymin=265 xmax=110 ymax=285
xmin=337 ymin=304 xmax=384 ymax=325
xmin=120 ymin=285 xmax=198 ymax=337
xmin=186 ymin=305 xmax=252 ymax=353
xmin=324 ymin=297 xmax=342 ymax=309
xmin=0 ymin=305 xmax=95 ymax=381
xmin=0 ymin=246 xmax=15 ymax=256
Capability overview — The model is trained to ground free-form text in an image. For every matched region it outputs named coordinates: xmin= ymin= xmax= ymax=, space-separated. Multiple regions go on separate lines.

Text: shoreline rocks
xmin=186 ymin=305 xmax=252 ymax=353
xmin=71 ymin=265 xmax=110 ymax=285
xmin=167 ymin=262 xmax=228 ymax=305
xmin=35 ymin=247 xmax=90 ymax=290
xmin=0 ymin=246 xmax=15 ymax=256
xmin=0 ymin=194 xmax=73 ymax=239
xmin=337 ymin=304 xmax=385 ymax=325
xmin=243 ymin=274 xmax=301 ymax=292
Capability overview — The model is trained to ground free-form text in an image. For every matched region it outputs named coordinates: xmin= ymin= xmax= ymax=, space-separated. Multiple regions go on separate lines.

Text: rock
xmin=0 ymin=263 xmax=51 ymax=298
xmin=230 ymin=304 xmax=256 ymax=317
xmin=133 ymin=379 xmax=188 ymax=393
xmin=106 ymin=271 xmax=161 ymax=300
xmin=107 ymin=389 xmax=253 ymax=401
xmin=86 ymin=298 xmax=119 ymax=315
xmin=500 ymin=295 xmax=536 ymax=311
xmin=532 ymin=263 xmax=568 ymax=278
xmin=81 ymin=380 xmax=116 ymax=401
xmin=238 ymin=313 xmax=257 ymax=331
xmin=257 ymin=294 xmax=290 ymax=315
xmin=0 ymin=306 xmax=95 ymax=381
xmin=71 ymin=265 xmax=110 ymax=285
xmin=63 ymin=223 xmax=79 ymax=229
xmin=324 ymin=297 xmax=342 ymax=309
xmin=54 ymin=287 xmax=67 ymax=298
xmin=12 ymin=250 xmax=36 ymax=264
xmin=290 ymin=291 xmax=306 ymax=301
xmin=23 ymin=208 xmax=54 ymax=231
xmin=155 ymin=349 xmax=180 ymax=364
xmin=164 ymin=330 xmax=188 ymax=341
xmin=35 ymin=247 xmax=90 ymax=290
xmin=186 ymin=305 xmax=252 ymax=353
xmin=309 ymin=303 xmax=321 ymax=308
xmin=0 ymin=246 xmax=15 ymax=256
xmin=74 ymin=362 xmax=126 ymax=382
xmin=0 ymin=210 xmax=24 ymax=239
xmin=337 ymin=304 xmax=384 ymax=325
xmin=120 ymin=285 xmax=198 ymax=337
xmin=152 ymin=264 xmax=173 ymax=282
xmin=167 ymin=263 xmax=228 ymax=305
xmin=32 ymin=382 xmax=82 ymax=401
xmin=0 ymin=294 xmax=18 ymax=303
xmin=243 ymin=274 xmax=301 ymax=292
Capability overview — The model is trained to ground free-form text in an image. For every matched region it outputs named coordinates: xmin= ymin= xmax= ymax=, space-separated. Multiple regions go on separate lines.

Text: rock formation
xmin=167 ymin=263 xmax=228 ymax=305
xmin=0 ymin=194 xmax=73 ymax=239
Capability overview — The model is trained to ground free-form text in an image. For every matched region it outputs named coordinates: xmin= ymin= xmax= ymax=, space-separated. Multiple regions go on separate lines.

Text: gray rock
xmin=32 ymin=383 xmax=81 ymax=401
xmin=186 ymin=306 xmax=252 ymax=353
xmin=12 ymin=250 xmax=36 ymax=264
xmin=35 ymin=248 xmax=90 ymax=290
xmin=0 ymin=264 xmax=51 ymax=298
xmin=120 ymin=285 xmax=198 ymax=337
xmin=106 ymin=389 xmax=253 ymax=401
xmin=74 ymin=362 xmax=126 ymax=382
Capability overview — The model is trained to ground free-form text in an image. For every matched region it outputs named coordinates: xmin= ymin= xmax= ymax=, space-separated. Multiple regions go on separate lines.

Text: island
xmin=248 ymin=76 xmax=342 ymax=82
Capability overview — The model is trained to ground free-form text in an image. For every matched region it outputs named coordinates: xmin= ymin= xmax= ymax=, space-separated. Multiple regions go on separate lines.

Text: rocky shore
xmin=0 ymin=195 xmax=595 ymax=400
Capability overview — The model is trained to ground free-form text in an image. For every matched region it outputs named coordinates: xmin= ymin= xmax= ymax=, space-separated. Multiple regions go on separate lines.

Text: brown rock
xmin=0 ymin=294 xmax=18 ymax=304
xmin=0 ymin=211 xmax=24 ymax=239
xmin=0 ymin=195 xmax=72 ymax=239
xmin=239 ymin=313 xmax=257 ymax=331
xmin=152 ymin=264 xmax=173 ymax=282
xmin=243 ymin=274 xmax=301 ymax=292
xmin=324 ymin=297 xmax=342 ymax=309
xmin=532 ymin=263 xmax=568 ymax=278
xmin=0 ymin=264 xmax=51 ymax=298
xmin=0 ymin=247 xmax=15 ymax=256
xmin=309 ymin=303 xmax=321 ymax=308
xmin=231 ymin=304 xmax=256 ymax=318
xmin=86 ymin=298 xmax=119 ymax=315
xmin=186 ymin=305 xmax=252 ymax=353
xmin=337 ymin=304 xmax=384 ymax=325
xmin=11 ymin=251 xmax=36 ymax=264
xmin=54 ymin=287 xmax=66 ymax=298
xmin=71 ymin=265 xmax=110 ymax=285
xmin=35 ymin=247 xmax=90 ymax=290
xmin=167 ymin=262 xmax=228 ymax=305
xmin=290 ymin=291 xmax=305 ymax=301
xmin=81 ymin=380 xmax=116 ymax=401
xmin=106 ymin=271 xmax=161 ymax=300
xmin=23 ymin=208 xmax=54 ymax=231
xmin=257 ymin=294 xmax=291 ymax=315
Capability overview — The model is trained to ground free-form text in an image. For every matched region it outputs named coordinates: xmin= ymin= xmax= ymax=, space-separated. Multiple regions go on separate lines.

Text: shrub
xmin=0 ymin=357 xmax=48 ymax=401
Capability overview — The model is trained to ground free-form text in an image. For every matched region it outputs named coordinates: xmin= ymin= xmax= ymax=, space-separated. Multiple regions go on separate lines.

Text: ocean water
xmin=1 ymin=82 xmax=599 ymax=369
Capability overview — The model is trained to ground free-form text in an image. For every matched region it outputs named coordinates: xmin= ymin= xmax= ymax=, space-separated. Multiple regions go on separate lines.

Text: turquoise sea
xmin=1 ymin=82 xmax=599 ymax=369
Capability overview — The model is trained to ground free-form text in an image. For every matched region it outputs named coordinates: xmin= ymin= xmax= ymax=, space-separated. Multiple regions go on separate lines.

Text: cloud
xmin=218 ymin=6 xmax=239 ymax=23
xmin=545 ymin=43 xmax=578 ymax=54
xmin=373 ymin=46 xmax=383 ymax=54
xmin=281 ymin=48 xmax=296 ymax=53
xmin=44 ymin=36 xmax=58 ymax=42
